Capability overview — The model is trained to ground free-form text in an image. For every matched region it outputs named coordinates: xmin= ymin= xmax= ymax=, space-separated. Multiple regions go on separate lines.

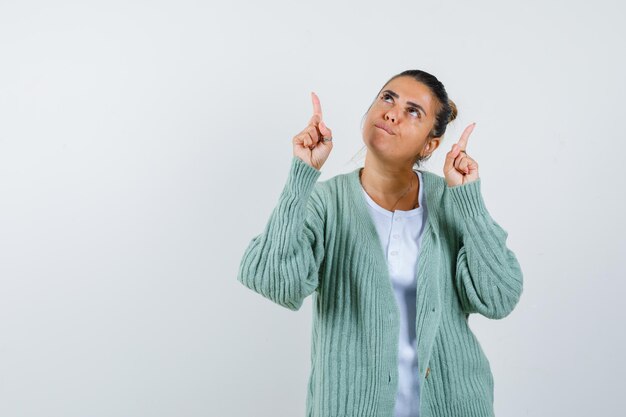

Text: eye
xmin=381 ymin=93 xmax=421 ymax=119
xmin=408 ymin=107 xmax=421 ymax=119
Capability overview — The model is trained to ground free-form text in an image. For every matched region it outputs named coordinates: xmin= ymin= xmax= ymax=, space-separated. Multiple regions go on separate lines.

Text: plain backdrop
xmin=0 ymin=0 xmax=624 ymax=416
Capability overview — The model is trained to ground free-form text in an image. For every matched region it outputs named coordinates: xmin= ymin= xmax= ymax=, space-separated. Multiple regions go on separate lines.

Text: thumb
xmin=320 ymin=120 xmax=332 ymax=139
xmin=444 ymin=143 xmax=459 ymax=171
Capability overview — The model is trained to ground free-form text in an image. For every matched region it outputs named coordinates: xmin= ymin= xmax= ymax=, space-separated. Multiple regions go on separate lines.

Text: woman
xmin=237 ymin=70 xmax=523 ymax=417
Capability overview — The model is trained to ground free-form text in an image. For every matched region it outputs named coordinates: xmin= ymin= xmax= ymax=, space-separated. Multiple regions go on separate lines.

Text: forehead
xmin=382 ymin=76 xmax=438 ymax=115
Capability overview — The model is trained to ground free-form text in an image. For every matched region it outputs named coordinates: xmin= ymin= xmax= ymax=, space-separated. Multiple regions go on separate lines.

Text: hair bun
xmin=447 ymin=99 xmax=458 ymax=124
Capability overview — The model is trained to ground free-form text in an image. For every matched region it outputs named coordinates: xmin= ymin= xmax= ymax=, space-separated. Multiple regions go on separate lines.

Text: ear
xmin=421 ymin=137 xmax=442 ymax=157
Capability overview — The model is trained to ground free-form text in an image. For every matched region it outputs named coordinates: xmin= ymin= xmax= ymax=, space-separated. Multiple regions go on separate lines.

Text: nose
xmin=384 ymin=109 xmax=396 ymax=123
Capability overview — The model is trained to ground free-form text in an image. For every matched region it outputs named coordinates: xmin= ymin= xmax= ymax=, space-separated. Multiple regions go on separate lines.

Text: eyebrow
xmin=381 ymin=89 xmax=428 ymax=116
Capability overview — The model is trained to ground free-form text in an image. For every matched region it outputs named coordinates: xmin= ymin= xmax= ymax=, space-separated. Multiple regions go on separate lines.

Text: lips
xmin=375 ymin=123 xmax=395 ymax=135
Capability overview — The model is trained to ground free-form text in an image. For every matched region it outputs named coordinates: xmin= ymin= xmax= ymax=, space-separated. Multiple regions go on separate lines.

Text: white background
xmin=0 ymin=0 xmax=624 ymax=416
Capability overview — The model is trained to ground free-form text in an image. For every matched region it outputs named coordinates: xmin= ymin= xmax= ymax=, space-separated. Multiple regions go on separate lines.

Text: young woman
xmin=237 ymin=69 xmax=523 ymax=417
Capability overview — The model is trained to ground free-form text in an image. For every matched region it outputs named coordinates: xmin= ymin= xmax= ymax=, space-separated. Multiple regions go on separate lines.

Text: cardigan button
xmin=425 ymin=367 xmax=431 ymax=378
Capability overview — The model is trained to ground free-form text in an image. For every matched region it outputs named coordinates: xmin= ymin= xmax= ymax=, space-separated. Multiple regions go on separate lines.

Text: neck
xmin=361 ymin=153 xmax=416 ymax=195
xmin=360 ymin=153 xmax=419 ymax=210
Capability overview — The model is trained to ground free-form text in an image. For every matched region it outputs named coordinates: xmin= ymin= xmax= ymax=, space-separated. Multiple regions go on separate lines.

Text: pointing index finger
xmin=457 ymin=122 xmax=476 ymax=151
xmin=311 ymin=92 xmax=323 ymax=119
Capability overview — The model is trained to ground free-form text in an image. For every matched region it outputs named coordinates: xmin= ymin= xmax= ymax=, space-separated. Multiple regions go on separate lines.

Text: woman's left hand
xmin=444 ymin=122 xmax=480 ymax=187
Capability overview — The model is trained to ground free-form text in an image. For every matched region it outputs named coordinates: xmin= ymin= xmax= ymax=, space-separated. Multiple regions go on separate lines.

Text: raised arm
xmin=237 ymin=156 xmax=326 ymax=311
xmin=448 ymin=179 xmax=524 ymax=319
xmin=238 ymin=92 xmax=334 ymax=311
xmin=442 ymin=123 xmax=523 ymax=319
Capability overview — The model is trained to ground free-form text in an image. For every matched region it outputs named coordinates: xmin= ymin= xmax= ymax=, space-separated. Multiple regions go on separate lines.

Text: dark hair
xmin=355 ymin=69 xmax=458 ymax=168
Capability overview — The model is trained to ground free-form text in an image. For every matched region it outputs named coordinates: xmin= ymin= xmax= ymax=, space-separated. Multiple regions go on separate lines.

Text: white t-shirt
xmin=360 ymin=170 xmax=427 ymax=417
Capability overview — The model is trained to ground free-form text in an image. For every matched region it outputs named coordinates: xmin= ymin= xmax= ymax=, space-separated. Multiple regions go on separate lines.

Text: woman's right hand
xmin=292 ymin=92 xmax=333 ymax=171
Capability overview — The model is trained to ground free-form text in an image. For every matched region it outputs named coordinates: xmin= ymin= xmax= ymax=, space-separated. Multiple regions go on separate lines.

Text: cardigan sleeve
xmin=447 ymin=178 xmax=524 ymax=320
xmin=236 ymin=155 xmax=326 ymax=311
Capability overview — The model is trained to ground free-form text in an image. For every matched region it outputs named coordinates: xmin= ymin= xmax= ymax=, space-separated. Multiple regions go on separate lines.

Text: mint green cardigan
xmin=237 ymin=155 xmax=524 ymax=417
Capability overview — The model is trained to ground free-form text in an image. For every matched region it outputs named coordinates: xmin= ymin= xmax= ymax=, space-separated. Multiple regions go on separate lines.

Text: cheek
xmin=405 ymin=123 xmax=424 ymax=136
xmin=404 ymin=126 xmax=430 ymax=147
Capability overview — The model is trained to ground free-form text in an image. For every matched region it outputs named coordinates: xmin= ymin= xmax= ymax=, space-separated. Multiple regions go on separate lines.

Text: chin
xmin=363 ymin=137 xmax=396 ymax=161
xmin=364 ymin=130 xmax=393 ymax=148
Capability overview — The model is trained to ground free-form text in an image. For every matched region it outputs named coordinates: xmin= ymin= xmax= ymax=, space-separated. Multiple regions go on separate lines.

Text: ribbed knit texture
xmin=237 ymin=155 xmax=524 ymax=417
